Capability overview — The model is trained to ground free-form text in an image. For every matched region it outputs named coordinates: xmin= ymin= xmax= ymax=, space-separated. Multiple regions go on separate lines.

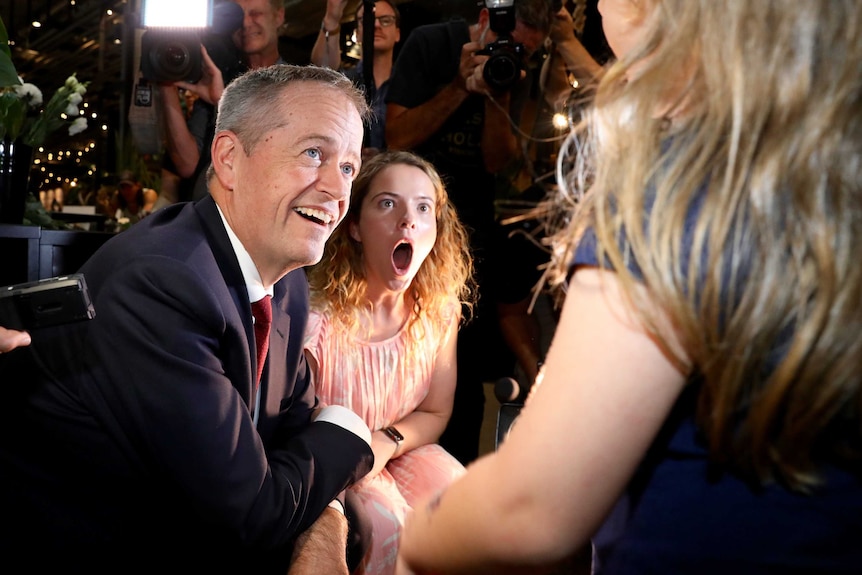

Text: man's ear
xmin=211 ymin=131 xmax=239 ymax=190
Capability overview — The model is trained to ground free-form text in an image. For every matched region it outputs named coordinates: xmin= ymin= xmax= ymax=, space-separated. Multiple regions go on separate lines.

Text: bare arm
xmin=158 ymin=47 xmax=226 ymax=179
xmin=549 ymin=8 xmax=603 ymax=82
xmin=366 ymin=314 xmax=460 ymax=478
xmin=386 ymin=37 xmax=518 ymax=169
xmin=158 ymin=85 xmax=200 ymax=178
xmin=310 ymin=0 xmax=348 ymax=69
xmin=399 ymin=269 xmax=688 ymax=573
xmin=287 ymin=506 xmax=350 ymax=575
xmin=385 ymin=40 xmax=484 ymax=151
xmin=540 ymin=8 xmax=603 ymax=111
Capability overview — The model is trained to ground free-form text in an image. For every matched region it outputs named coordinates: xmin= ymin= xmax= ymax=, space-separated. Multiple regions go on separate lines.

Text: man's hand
xmin=461 ymin=39 xmax=526 ymax=96
xmin=549 ymin=3 xmax=576 ymax=45
xmin=287 ymin=507 xmax=350 ymax=575
xmin=0 ymin=327 xmax=31 ymax=353
xmin=174 ymin=46 xmax=226 ymax=106
xmin=457 ymin=40 xmax=487 ymax=93
xmin=323 ymin=0 xmax=350 ymax=30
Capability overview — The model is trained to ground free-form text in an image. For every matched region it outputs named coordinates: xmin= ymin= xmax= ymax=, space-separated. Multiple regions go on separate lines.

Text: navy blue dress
xmin=573 ymin=226 xmax=862 ymax=574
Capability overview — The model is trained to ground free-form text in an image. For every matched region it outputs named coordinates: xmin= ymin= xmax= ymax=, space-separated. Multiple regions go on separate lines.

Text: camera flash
xmin=142 ymin=0 xmax=212 ymax=28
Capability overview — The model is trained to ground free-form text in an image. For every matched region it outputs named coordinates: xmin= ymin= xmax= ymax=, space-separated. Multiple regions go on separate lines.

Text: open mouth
xmin=294 ymin=207 xmax=334 ymax=225
xmin=392 ymin=241 xmax=413 ymax=275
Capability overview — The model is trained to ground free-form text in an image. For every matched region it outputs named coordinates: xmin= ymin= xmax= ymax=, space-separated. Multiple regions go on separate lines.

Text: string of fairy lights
xmin=8 ymin=0 xmax=587 ymax=203
xmin=6 ymin=0 xmax=125 ymax=198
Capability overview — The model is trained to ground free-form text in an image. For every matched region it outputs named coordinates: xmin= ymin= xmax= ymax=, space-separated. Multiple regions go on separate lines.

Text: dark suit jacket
xmin=0 ymin=196 xmax=373 ymax=572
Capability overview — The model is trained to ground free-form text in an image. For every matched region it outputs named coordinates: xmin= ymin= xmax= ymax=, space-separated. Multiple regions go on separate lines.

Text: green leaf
xmin=0 ymin=90 xmax=25 ymax=140
xmin=0 ymin=16 xmax=19 ymax=87
xmin=23 ymin=117 xmax=48 ymax=148
xmin=0 ymin=16 xmax=10 ymax=58
xmin=0 ymin=52 xmax=18 ymax=87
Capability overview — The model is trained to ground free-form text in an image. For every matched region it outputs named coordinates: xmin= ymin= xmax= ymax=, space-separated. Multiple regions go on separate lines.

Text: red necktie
xmin=251 ymin=295 xmax=272 ymax=389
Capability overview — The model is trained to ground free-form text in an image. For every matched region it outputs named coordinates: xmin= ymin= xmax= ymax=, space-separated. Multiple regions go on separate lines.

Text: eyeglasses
xmin=356 ymin=15 xmax=398 ymax=28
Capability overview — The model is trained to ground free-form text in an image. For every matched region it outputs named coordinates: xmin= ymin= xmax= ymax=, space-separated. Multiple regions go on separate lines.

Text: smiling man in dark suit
xmin=0 ymin=65 xmax=373 ymax=573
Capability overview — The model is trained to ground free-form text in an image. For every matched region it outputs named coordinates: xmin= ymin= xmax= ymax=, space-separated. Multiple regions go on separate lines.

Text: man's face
xmin=235 ymin=0 xmax=284 ymax=57
xmin=226 ymin=83 xmax=364 ymax=278
xmin=511 ymin=20 xmax=547 ymax=58
xmin=356 ymin=1 xmax=400 ymax=54
xmin=478 ymin=8 xmax=546 ymax=59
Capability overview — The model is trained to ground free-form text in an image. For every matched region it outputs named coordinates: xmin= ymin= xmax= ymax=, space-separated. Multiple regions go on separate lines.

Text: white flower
xmin=64 ymin=75 xmax=87 ymax=96
xmin=63 ymin=80 xmax=86 ymax=118
xmin=14 ymin=83 xmax=43 ymax=108
xmin=1 ymin=71 xmax=90 ymax=146
xmin=68 ymin=117 xmax=87 ymax=136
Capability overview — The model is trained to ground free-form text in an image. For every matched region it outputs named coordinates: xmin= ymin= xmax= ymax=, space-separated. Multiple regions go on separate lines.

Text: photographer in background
xmin=310 ymin=0 xmax=402 ymax=160
xmin=158 ymin=0 xmax=286 ymax=203
xmin=385 ymin=0 xmax=556 ymax=466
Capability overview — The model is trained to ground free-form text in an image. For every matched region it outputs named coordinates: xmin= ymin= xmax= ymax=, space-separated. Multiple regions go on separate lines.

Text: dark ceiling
xmin=1 ymin=0 xmax=474 ymax=186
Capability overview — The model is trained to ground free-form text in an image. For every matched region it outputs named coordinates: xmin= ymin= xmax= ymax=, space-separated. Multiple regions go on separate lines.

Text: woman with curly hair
xmin=304 ymin=150 xmax=476 ymax=575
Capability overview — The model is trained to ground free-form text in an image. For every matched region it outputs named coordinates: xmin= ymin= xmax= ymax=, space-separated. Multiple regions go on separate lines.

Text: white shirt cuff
xmin=327 ymin=499 xmax=345 ymax=515
xmin=314 ymin=404 xmax=372 ymax=446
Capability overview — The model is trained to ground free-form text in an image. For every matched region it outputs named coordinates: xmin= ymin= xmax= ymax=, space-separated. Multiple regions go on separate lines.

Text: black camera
xmin=140 ymin=0 xmax=245 ymax=84
xmin=0 ymin=274 xmax=95 ymax=330
xmin=478 ymin=0 xmax=526 ymax=92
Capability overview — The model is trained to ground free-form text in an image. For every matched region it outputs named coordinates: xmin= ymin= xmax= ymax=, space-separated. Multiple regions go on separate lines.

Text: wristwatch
xmin=382 ymin=426 xmax=404 ymax=444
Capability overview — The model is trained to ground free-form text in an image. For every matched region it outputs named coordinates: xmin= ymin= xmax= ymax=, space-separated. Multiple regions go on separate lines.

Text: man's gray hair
xmin=215 ymin=64 xmax=371 ymax=155
xmin=515 ymin=0 xmax=554 ymax=34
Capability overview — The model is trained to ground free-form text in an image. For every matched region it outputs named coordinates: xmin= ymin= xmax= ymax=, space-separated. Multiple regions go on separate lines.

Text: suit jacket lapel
xmin=195 ymin=195 xmax=258 ymax=404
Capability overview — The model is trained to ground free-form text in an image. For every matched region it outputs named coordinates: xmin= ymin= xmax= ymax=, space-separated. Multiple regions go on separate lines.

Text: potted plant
xmin=0 ymin=15 xmax=89 ymax=224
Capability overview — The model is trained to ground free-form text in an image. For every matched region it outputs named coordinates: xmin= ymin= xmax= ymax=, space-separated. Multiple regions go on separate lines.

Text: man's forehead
xmin=237 ymin=0 xmax=271 ymax=10
xmin=357 ymin=1 xmax=396 ymax=17
xmin=282 ymin=80 xmax=347 ymax=102
xmin=273 ymin=87 xmax=363 ymax=143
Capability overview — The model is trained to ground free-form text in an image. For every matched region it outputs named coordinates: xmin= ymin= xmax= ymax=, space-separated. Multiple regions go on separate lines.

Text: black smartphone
xmin=0 ymin=274 xmax=96 ymax=330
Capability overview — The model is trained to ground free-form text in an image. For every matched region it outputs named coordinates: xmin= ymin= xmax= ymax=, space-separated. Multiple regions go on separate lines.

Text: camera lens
xmin=149 ymin=41 xmax=195 ymax=82
xmin=484 ymin=51 xmax=520 ymax=92
xmin=140 ymin=30 xmax=202 ymax=83
xmin=161 ymin=44 xmax=189 ymax=69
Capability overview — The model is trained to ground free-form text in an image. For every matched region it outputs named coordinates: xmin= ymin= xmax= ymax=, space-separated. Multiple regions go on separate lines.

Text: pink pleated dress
xmin=304 ymin=310 xmax=466 ymax=575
